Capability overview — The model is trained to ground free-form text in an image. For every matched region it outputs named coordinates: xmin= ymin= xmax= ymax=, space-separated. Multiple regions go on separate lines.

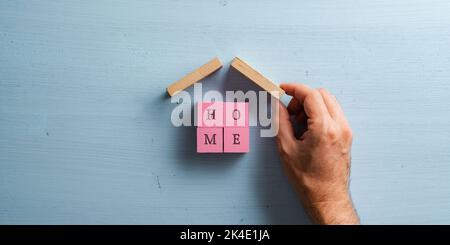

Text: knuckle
xmin=323 ymin=123 xmax=353 ymax=142
xmin=312 ymin=89 xmax=322 ymax=97
xmin=341 ymin=125 xmax=353 ymax=141
xmin=319 ymin=88 xmax=333 ymax=97
xmin=325 ymin=126 xmax=339 ymax=140
xmin=306 ymin=90 xmax=321 ymax=103
xmin=317 ymin=87 xmax=327 ymax=94
xmin=304 ymin=94 xmax=313 ymax=104
xmin=303 ymin=93 xmax=315 ymax=107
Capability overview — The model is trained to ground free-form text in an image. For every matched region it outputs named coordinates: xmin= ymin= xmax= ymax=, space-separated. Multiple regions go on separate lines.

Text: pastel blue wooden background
xmin=1 ymin=0 xmax=450 ymax=224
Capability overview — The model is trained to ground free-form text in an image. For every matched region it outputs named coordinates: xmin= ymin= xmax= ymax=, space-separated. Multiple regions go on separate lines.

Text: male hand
xmin=276 ymin=83 xmax=359 ymax=225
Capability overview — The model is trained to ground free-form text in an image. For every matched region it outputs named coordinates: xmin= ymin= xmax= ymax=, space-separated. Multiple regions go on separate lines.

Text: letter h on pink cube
xmin=196 ymin=102 xmax=249 ymax=153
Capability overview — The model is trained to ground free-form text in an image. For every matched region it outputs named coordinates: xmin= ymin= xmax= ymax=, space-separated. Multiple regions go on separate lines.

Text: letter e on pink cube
xmin=224 ymin=127 xmax=249 ymax=153
xmin=197 ymin=127 xmax=223 ymax=153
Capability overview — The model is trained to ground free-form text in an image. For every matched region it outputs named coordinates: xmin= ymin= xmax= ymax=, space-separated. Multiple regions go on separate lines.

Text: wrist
xmin=306 ymin=196 xmax=359 ymax=225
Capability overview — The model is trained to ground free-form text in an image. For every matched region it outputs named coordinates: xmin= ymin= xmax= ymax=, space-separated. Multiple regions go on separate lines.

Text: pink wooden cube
xmin=197 ymin=102 xmax=224 ymax=127
xmin=224 ymin=102 xmax=249 ymax=127
xmin=197 ymin=127 xmax=223 ymax=153
xmin=223 ymin=127 xmax=249 ymax=153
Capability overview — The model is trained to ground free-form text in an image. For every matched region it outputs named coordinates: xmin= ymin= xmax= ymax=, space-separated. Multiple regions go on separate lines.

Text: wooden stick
xmin=231 ymin=57 xmax=285 ymax=99
xmin=167 ymin=57 xmax=222 ymax=96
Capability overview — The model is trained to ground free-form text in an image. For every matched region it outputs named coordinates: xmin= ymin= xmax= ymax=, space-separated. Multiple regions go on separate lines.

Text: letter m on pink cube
xmin=197 ymin=127 xmax=223 ymax=153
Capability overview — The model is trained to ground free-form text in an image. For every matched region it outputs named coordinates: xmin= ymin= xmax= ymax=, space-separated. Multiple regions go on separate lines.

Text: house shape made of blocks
xmin=197 ymin=102 xmax=249 ymax=153
xmin=167 ymin=57 xmax=286 ymax=154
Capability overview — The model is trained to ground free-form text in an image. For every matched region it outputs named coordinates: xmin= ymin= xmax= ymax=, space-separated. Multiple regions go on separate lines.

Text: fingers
xmin=317 ymin=88 xmax=348 ymax=125
xmin=318 ymin=88 xmax=341 ymax=119
xmin=276 ymin=102 xmax=296 ymax=148
xmin=331 ymin=95 xmax=346 ymax=120
xmin=281 ymin=83 xmax=330 ymax=121
xmin=281 ymin=83 xmax=312 ymax=105
xmin=303 ymin=89 xmax=330 ymax=122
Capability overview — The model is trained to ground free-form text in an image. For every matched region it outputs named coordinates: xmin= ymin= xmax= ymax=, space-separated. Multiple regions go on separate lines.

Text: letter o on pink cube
xmin=225 ymin=102 xmax=249 ymax=127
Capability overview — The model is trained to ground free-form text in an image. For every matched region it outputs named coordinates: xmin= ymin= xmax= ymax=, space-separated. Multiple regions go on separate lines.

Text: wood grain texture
xmin=167 ymin=57 xmax=222 ymax=96
xmin=1 ymin=0 xmax=450 ymax=224
xmin=231 ymin=57 xmax=285 ymax=98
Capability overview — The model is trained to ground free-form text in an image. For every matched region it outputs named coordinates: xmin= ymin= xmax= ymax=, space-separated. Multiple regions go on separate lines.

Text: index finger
xmin=280 ymin=83 xmax=330 ymax=120
xmin=281 ymin=83 xmax=311 ymax=105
